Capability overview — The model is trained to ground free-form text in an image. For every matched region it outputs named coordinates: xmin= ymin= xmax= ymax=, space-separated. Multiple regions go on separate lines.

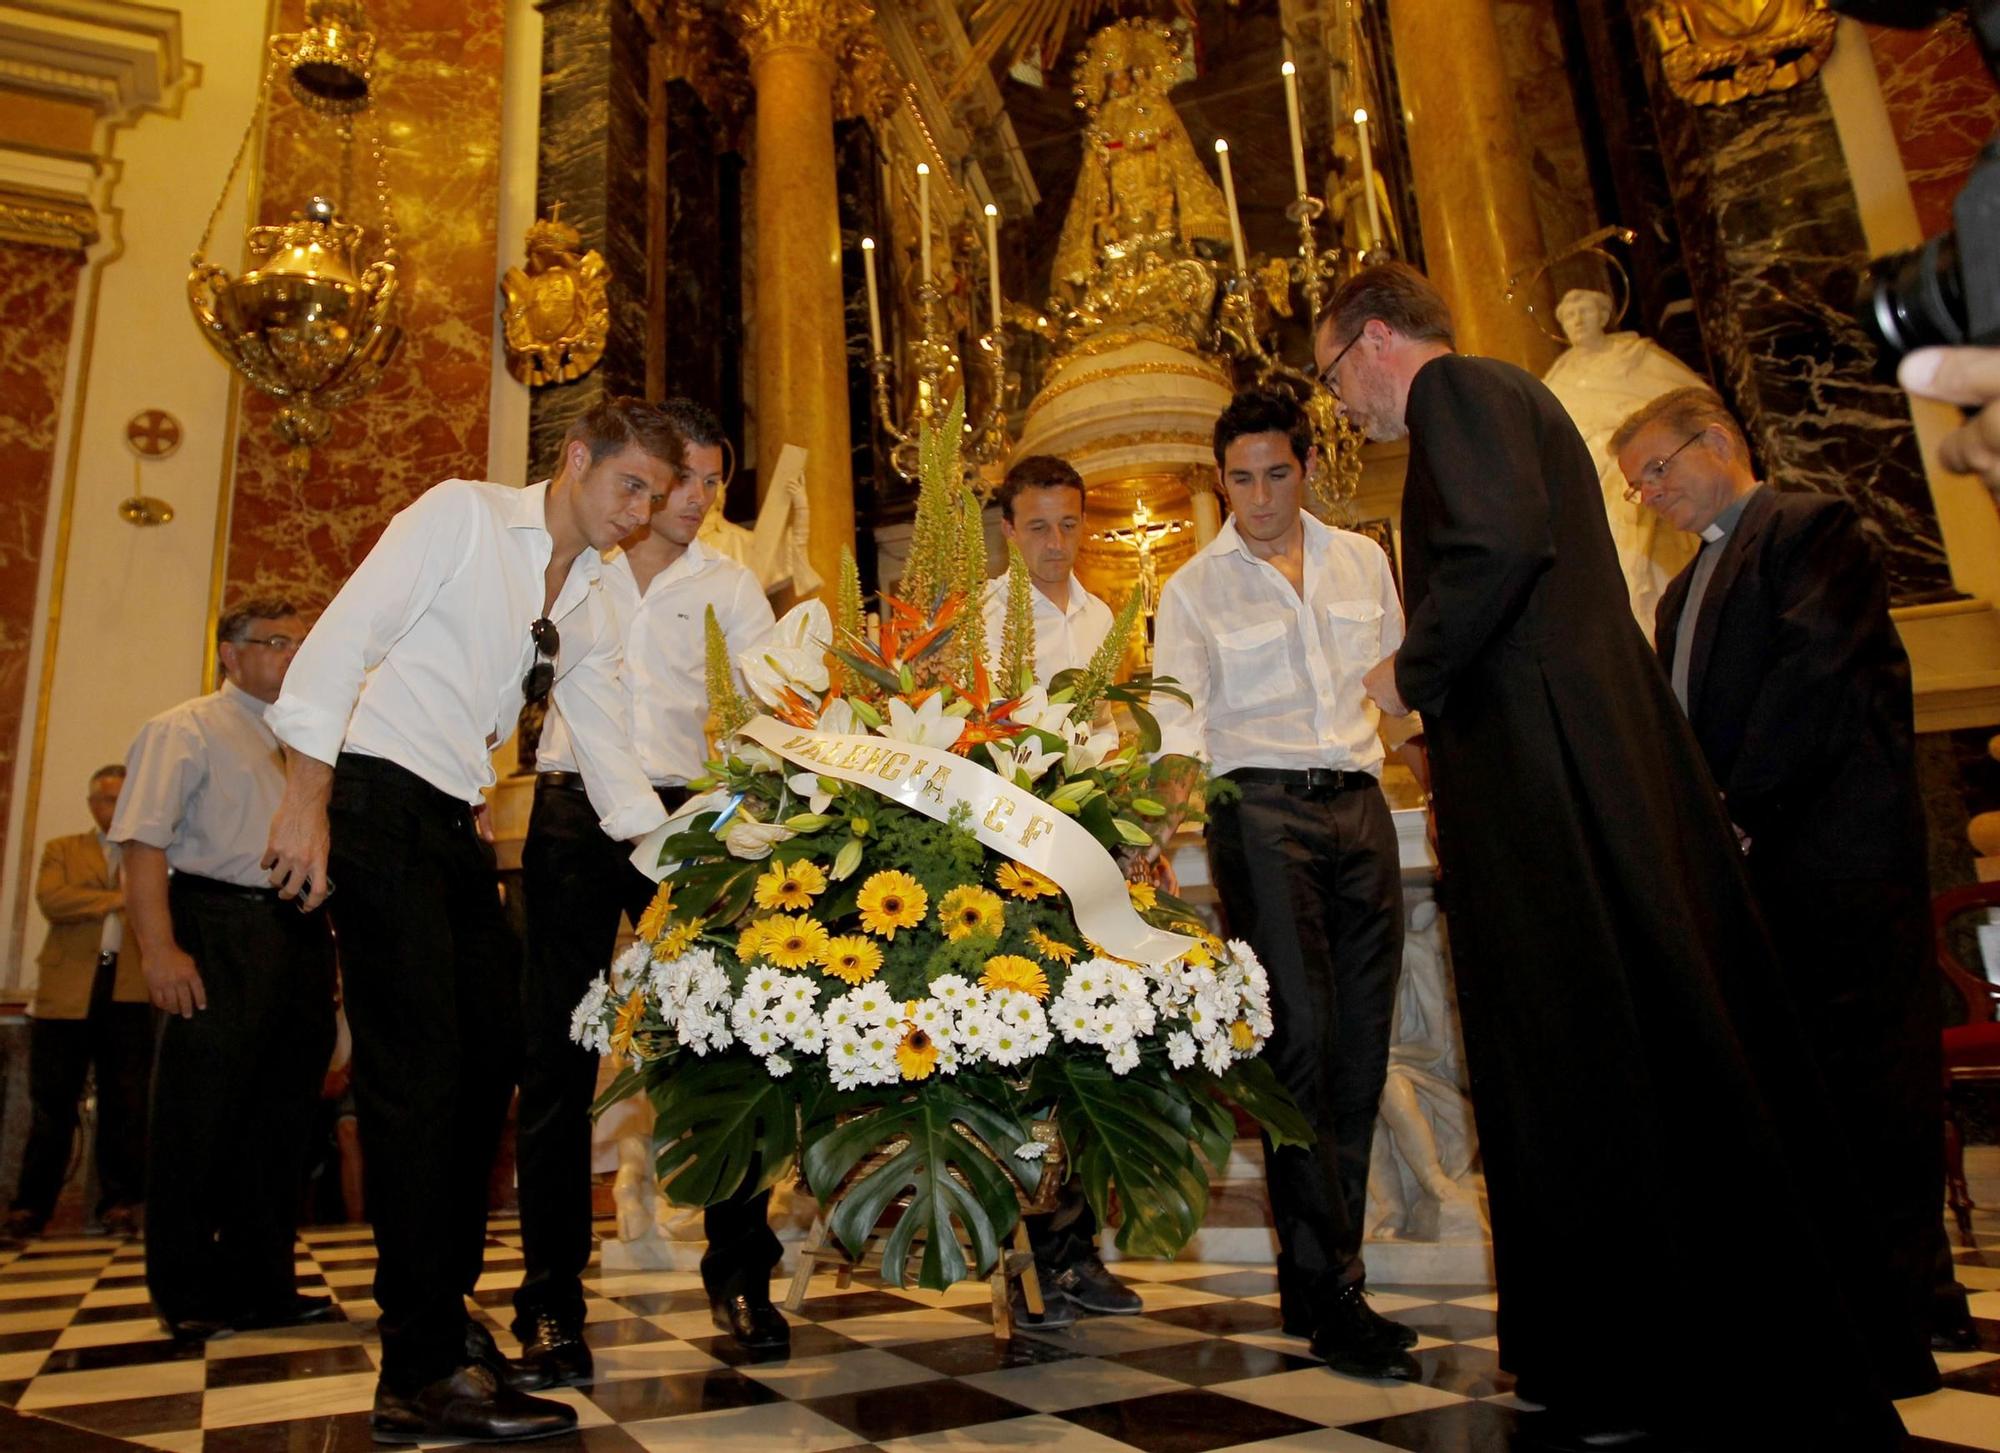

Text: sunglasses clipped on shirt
xmin=522 ymin=616 xmax=559 ymax=705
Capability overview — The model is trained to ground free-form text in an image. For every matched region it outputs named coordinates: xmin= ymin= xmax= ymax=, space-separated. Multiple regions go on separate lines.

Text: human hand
xmin=472 ymin=801 xmax=496 ymax=844
xmin=264 ymin=750 xmax=334 ymax=910
xmin=1363 ymin=653 xmax=1409 ymax=717
xmin=1899 ymin=346 xmax=2000 ymax=499
xmin=145 ymin=942 xmax=207 ymax=1018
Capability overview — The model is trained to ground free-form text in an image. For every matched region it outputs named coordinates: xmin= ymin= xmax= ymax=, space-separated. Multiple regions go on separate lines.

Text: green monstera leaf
xmin=1196 ymin=1056 xmax=1317 ymax=1151
xmin=650 ymin=1051 xmax=800 ymax=1208
xmin=802 ymin=1076 xmax=1034 ymax=1291
xmin=1038 ymin=1057 xmax=1210 ymax=1260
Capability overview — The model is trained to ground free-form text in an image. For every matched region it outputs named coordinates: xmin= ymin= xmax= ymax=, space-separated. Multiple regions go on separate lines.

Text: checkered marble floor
xmin=0 ymin=1201 xmax=1996 ymax=1453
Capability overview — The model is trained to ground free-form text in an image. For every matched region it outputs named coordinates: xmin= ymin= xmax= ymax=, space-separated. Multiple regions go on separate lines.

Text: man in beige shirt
xmin=3 ymin=766 xmax=150 ymax=1242
xmin=112 ymin=597 xmax=336 ymax=1341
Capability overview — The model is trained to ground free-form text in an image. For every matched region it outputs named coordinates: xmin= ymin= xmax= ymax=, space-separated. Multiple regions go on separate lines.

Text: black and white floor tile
xmin=0 ymin=1192 xmax=1995 ymax=1451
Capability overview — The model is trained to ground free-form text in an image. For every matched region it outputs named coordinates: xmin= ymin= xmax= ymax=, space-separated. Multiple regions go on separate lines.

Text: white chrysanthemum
xmin=847 ymin=986 xmax=899 ymax=1026
xmin=1013 ymin=1140 xmax=1050 ymax=1161
xmin=741 ymin=1020 xmax=784 ymax=1056
xmin=570 ymin=977 xmax=610 ymax=1048
xmin=1067 ymin=962 xmax=1114 ymax=1003
xmin=1108 ymin=966 xmax=1149 ymax=1003
xmin=1202 ymin=1036 xmax=1233 ymax=1075
xmin=1052 ymin=997 xmax=1099 ymax=1044
xmin=1106 ymin=1039 xmax=1141 ymax=1075
xmin=954 ymin=1009 xmax=998 ymax=1057
xmin=987 ymin=1021 xmax=1035 ymax=1067
xmin=935 ymin=1042 xmax=963 ymax=1077
xmin=987 ymin=989 xmax=1041 ymax=1029
xmin=767 ymin=1000 xmax=817 ymax=1041
xmin=781 ymin=977 xmax=818 ymax=1008
xmin=763 ymin=1053 xmax=793 ymax=1077
xmin=1093 ymin=1004 xmax=1136 ymax=1046
xmin=689 ymin=956 xmax=729 ymax=1006
xmin=909 ymin=999 xmax=954 ymax=1040
xmin=1166 ymin=1030 xmax=1198 ymax=1069
xmin=790 ymin=1019 xmax=826 ymax=1054
xmin=929 ymin=974 xmax=974 ymax=1008
xmin=608 ymin=941 xmax=649 ymax=995
xmin=743 ymin=967 xmax=784 ymax=1004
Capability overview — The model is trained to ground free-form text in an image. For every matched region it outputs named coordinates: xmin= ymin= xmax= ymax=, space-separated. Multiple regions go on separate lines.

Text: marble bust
xmin=1541 ymin=289 xmax=1706 ymax=633
xmin=698 ymin=442 xmax=821 ymax=599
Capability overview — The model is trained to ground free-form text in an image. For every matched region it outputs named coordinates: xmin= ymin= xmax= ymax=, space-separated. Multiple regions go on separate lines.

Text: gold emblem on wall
xmin=501 ymin=207 xmax=611 ymax=387
xmin=1646 ymin=0 xmax=1838 ymax=105
xmin=117 ymin=409 xmax=180 ymax=527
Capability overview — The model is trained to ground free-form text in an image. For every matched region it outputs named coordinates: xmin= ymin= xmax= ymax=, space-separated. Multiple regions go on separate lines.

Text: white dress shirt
xmin=267 ymin=479 xmax=667 ymax=842
xmin=1153 ymin=513 xmax=1405 ymax=777
xmin=979 ymin=571 xmax=1116 ymax=687
xmin=539 ymin=537 xmax=775 ymax=785
xmin=96 ymin=833 xmax=122 ymax=955
xmin=112 ymin=680 xmax=288 ymax=888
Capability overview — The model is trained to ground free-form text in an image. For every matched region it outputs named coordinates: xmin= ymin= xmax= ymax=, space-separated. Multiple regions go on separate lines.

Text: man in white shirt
xmin=979 ymin=455 xmax=1116 ymax=687
xmin=263 ymin=397 xmax=678 ymax=1445
xmin=112 ymin=598 xmax=335 ymax=1342
xmin=513 ymin=399 xmax=777 ymax=1378
xmin=1152 ymin=386 xmax=1414 ymax=1381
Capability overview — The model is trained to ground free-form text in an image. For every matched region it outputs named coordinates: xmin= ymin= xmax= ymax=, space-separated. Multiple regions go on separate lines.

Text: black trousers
xmin=11 ymin=958 xmax=150 ymax=1226
xmin=1026 ymin=1187 xmax=1099 ymax=1272
xmin=1207 ymin=777 xmax=1403 ymax=1325
xmin=515 ymin=778 xmax=780 ymax=1327
xmin=328 ymin=754 xmax=523 ymax=1389
xmin=145 ymin=876 xmax=334 ymax=1326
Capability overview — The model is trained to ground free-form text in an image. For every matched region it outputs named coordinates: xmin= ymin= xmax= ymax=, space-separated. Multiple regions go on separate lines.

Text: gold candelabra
xmin=863 ymin=270 xmax=1010 ymax=485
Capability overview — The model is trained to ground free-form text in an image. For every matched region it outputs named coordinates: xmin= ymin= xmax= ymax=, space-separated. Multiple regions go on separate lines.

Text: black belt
xmin=169 ymin=872 xmax=284 ymax=902
xmin=538 ymin=772 xmax=690 ymax=813
xmin=1223 ymin=766 xmax=1377 ymax=797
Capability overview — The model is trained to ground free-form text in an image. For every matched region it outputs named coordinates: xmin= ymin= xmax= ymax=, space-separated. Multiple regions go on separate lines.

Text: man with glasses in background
xmin=112 ymin=599 xmax=336 ymax=1341
xmin=1615 ymin=386 xmax=1967 ymax=1384
xmin=262 ymin=398 xmax=677 ymax=1445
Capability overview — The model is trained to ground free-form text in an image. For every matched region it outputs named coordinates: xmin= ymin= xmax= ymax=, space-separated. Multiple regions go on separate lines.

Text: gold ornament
xmin=272 ymin=0 xmax=376 ymax=117
xmin=728 ymin=0 xmax=873 ymax=63
xmin=500 ymin=207 xmax=611 ymax=387
xmin=1645 ymin=0 xmax=1837 ymax=105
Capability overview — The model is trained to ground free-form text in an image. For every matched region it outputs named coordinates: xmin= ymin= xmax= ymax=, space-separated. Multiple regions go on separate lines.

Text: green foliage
xmin=1194 ymin=1056 xmax=1317 ymax=1150
xmin=1034 ymin=1055 xmax=1209 ymax=1258
xmin=650 ymin=1051 xmax=801 ymax=1207
xmin=898 ymin=394 xmax=968 ymax=611
xmin=1065 ymin=585 xmax=1142 ymax=722
xmin=999 ymin=543 xmax=1035 ymax=696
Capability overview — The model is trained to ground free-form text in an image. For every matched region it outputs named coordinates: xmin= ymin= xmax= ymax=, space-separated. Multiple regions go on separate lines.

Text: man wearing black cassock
xmin=1314 ymin=264 xmax=1902 ymax=1452
xmin=1614 ymin=386 xmax=1964 ymax=1388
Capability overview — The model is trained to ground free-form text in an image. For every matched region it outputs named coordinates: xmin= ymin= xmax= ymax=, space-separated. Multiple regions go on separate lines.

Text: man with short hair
xmin=113 ymin=599 xmax=336 ymax=1341
xmin=263 ymin=397 xmax=678 ymax=1444
xmin=1151 ymin=386 xmax=1414 ymax=1381
xmin=1616 ymin=386 xmax=1956 ymax=1392
xmin=1318 ymin=261 xmax=1901 ymax=1449
xmin=980 ymin=455 xmax=1115 ymax=686
xmin=4 ymin=766 xmax=149 ymax=1243
xmin=513 ymin=398 xmax=780 ymax=1377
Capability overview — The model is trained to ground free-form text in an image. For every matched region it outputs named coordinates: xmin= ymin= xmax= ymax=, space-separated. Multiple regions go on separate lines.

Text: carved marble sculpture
xmin=1367 ymin=898 xmax=1488 ymax=1243
xmin=1541 ymin=289 xmax=1706 ymax=634
xmin=698 ymin=441 xmax=821 ymax=597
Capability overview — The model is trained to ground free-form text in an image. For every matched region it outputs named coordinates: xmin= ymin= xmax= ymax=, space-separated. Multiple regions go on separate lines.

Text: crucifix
xmin=1094 ymin=498 xmax=1189 ymax=662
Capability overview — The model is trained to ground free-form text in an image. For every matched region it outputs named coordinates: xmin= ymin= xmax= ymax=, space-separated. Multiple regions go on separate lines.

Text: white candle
xmin=983 ymin=203 xmax=1002 ymax=332
xmin=1281 ymin=61 xmax=1308 ymax=200
xmin=916 ymin=163 xmax=931 ymax=282
xmin=1214 ymin=139 xmax=1247 ymax=273
xmin=860 ymin=236 xmax=883 ymax=355
xmin=1354 ymin=108 xmax=1381 ymax=253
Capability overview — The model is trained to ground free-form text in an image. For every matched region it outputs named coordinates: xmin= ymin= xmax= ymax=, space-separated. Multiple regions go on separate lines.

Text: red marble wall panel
xmin=0 ymin=241 xmax=81 ymax=885
xmin=1865 ymin=19 xmax=2000 ymax=240
xmin=223 ymin=0 xmax=505 ymax=610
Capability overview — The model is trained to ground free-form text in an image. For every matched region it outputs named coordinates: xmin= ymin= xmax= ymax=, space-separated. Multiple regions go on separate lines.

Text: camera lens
xmin=1857 ymin=231 xmax=1968 ymax=362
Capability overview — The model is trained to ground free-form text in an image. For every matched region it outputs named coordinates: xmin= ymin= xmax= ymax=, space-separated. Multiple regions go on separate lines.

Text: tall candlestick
xmin=1280 ymin=61 xmax=1308 ymax=200
xmin=860 ymin=236 xmax=883 ymax=355
xmin=1214 ymin=139 xmax=1247 ymax=273
xmin=916 ymin=163 xmax=931 ymax=281
xmin=1354 ymin=108 xmax=1382 ymax=253
xmin=983 ymin=203 xmax=1002 ymax=332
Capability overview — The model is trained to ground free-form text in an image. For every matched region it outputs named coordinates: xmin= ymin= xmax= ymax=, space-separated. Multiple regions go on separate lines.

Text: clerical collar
xmin=1700 ymin=485 xmax=1761 ymax=545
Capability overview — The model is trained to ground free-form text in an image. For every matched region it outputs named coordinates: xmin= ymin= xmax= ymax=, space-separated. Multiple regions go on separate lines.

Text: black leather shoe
xmin=516 ymin=1311 xmax=594 ymax=1387
xmin=465 ymin=1319 xmax=557 ymax=1393
xmin=1310 ymin=1285 xmax=1419 ymax=1381
xmin=1351 ymin=1288 xmax=1419 ymax=1349
xmin=710 ymin=1292 xmax=791 ymax=1356
xmin=163 ymin=1316 xmax=232 ymax=1344
xmin=1045 ymin=1254 xmax=1141 ymax=1315
xmin=100 ymin=1206 xmax=140 ymax=1238
xmin=1007 ymin=1279 xmax=1078 ymax=1330
xmin=370 ymin=1363 xmax=576 ymax=1445
xmin=1516 ymin=1412 xmax=1663 ymax=1451
xmin=235 ymin=1294 xmax=339 ymax=1331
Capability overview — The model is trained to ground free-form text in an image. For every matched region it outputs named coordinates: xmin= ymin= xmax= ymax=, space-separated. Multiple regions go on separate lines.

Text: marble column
xmin=1385 ymin=0 xmax=1558 ymax=373
xmin=730 ymin=0 xmax=866 ymax=602
xmin=1634 ymin=31 xmax=1951 ymax=603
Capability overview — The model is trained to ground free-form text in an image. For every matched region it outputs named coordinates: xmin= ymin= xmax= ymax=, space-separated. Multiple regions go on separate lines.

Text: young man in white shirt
xmin=513 ymin=399 xmax=777 ymax=1378
xmin=114 ymin=599 xmax=336 ymax=1343
xmin=263 ymin=397 xmax=678 ymax=1444
xmin=1152 ymin=386 xmax=1414 ymax=1381
xmin=979 ymin=455 xmax=1116 ymax=684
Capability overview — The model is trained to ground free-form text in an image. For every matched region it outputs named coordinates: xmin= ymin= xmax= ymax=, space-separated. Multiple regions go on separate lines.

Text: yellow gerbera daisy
xmin=753 ymin=857 xmax=827 ymax=912
xmin=1026 ymin=927 xmax=1078 ymax=965
xmin=650 ymin=917 xmax=705 ymax=962
xmin=822 ymin=934 xmax=884 ymax=985
xmin=737 ymin=919 xmax=773 ymax=963
xmin=1179 ymin=938 xmax=1214 ymax=969
xmin=857 ymin=870 xmax=927 ymax=939
xmin=608 ymin=988 xmax=647 ymax=1059
xmin=995 ymin=863 xmax=1059 ymax=901
xmin=1127 ymin=881 xmax=1158 ymax=911
xmin=980 ymin=954 xmax=1050 ymax=1001
xmin=896 ymin=1025 xmax=940 ymax=1081
xmin=764 ymin=914 xmax=831 ymax=970
xmin=635 ymin=884 xmax=674 ymax=942
xmin=938 ymin=885 xmax=1006 ymax=942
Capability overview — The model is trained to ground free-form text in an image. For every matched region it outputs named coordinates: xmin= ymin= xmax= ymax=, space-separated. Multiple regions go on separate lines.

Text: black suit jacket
xmin=1655 ymin=487 xmax=1923 ymax=882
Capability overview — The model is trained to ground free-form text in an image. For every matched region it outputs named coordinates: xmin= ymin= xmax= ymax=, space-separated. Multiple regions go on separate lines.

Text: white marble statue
xmin=700 ymin=441 xmax=822 ymax=598
xmin=1366 ymin=898 xmax=1487 ymax=1242
xmin=1541 ymin=289 xmax=1706 ymax=635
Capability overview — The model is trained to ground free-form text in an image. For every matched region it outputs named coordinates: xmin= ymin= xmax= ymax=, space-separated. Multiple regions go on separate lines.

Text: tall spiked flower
xmin=898 ymin=393 xmax=967 ymax=611
xmin=948 ymin=492 xmax=990 ymax=687
xmin=705 ymin=604 xmax=753 ymax=741
xmin=999 ymin=542 xmax=1035 ymax=696
xmin=1067 ymin=585 xmax=1141 ymax=722
xmin=833 ymin=547 xmax=866 ymax=700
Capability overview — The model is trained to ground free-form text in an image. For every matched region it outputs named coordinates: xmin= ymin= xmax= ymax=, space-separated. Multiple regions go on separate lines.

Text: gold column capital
xmin=834 ymin=28 xmax=905 ymax=127
xmin=727 ymin=0 xmax=872 ymax=65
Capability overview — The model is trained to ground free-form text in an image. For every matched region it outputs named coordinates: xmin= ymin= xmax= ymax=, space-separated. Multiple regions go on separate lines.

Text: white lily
xmin=787 ymin=770 xmax=834 ymax=814
xmin=814 ymin=697 xmax=859 ymax=736
xmin=722 ymin=805 xmax=796 ymax=860
xmin=882 ymin=693 xmax=967 ymax=751
xmin=739 ymin=599 xmax=832 ymax=706
xmin=987 ymin=739 xmax=1061 ymax=784
xmin=1063 ymin=725 xmax=1120 ymax=775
